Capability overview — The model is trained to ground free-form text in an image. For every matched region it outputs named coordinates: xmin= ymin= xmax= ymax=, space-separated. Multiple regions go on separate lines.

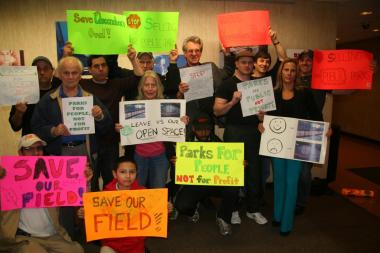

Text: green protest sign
xmin=67 ymin=10 xmax=129 ymax=54
xmin=175 ymin=142 xmax=244 ymax=186
xmin=123 ymin=11 xmax=179 ymax=52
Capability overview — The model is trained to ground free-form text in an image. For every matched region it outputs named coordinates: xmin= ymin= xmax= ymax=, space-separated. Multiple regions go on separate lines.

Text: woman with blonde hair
xmin=259 ymin=58 xmax=325 ymax=235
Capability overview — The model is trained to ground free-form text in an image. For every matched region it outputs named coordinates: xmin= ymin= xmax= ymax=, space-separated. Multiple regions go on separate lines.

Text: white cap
xmin=18 ymin=134 xmax=47 ymax=150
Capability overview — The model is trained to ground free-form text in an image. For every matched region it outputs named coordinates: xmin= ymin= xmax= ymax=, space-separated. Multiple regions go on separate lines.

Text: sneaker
xmin=231 ymin=211 xmax=241 ymax=225
xmin=246 ymin=212 xmax=268 ymax=225
xmin=169 ymin=208 xmax=179 ymax=220
xmin=188 ymin=210 xmax=200 ymax=223
xmin=216 ymin=217 xmax=232 ymax=236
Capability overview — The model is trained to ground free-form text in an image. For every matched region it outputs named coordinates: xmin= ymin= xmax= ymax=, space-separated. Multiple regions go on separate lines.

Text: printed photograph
xmin=161 ymin=103 xmax=181 ymax=117
xmin=125 ymin=103 xmax=146 ymax=119
xmin=0 ymin=50 xmax=24 ymax=66
xmin=296 ymin=120 xmax=325 ymax=141
xmin=294 ymin=141 xmax=322 ymax=162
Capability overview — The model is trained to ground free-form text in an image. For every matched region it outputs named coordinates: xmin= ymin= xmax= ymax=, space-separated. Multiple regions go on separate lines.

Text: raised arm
xmin=270 ymin=28 xmax=287 ymax=62
xmin=127 ymin=45 xmax=144 ymax=76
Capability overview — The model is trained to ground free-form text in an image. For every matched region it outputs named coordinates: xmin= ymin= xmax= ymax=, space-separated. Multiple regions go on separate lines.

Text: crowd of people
xmin=1 ymin=29 xmax=334 ymax=253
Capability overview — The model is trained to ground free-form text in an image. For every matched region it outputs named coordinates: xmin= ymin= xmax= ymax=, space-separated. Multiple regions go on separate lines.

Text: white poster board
xmin=237 ymin=77 xmax=276 ymax=117
xmin=119 ymin=99 xmax=186 ymax=145
xmin=0 ymin=66 xmax=39 ymax=106
xmin=259 ymin=115 xmax=330 ymax=164
xmin=179 ymin=64 xmax=213 ymax=102
xmin=62 ymin=96 xmax=95 ymax=135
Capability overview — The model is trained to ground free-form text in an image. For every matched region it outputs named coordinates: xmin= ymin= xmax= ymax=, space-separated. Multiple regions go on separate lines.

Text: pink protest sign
xmin=312 ymin=49 xmax=373 ymax=90
xmin=217 ymin=10 xmax=271 ymax=48
xmin=0 ymin=156 xmax=87 ymax=211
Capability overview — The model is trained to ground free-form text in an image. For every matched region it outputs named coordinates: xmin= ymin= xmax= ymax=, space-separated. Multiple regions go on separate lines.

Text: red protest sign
xmin=311 ymin=49 xmax=373 ymax=90
xmin=217 ymin=10 xmax=271 ymax=48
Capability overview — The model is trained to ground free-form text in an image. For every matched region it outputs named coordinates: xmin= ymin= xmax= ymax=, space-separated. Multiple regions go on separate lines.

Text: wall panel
xmin=0 ymin=0 xmax=337 ymax=155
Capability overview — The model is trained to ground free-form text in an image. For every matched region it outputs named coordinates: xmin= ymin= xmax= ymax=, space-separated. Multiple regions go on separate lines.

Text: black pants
xmin=224 ymin=125 xmax=263 ymax=213
xmin=175 ymin=185 xmax=239 ymax=223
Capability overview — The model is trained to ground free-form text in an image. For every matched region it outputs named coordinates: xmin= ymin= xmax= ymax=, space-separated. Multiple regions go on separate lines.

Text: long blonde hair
xmin=136 ymin=70 xmax=164 ymax=100
xmin=274 ymin=58 xmax=303 ymax=91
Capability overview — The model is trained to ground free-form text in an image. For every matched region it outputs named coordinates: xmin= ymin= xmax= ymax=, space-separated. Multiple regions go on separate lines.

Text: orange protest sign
xmin=83 ymin=188 xmax=168 ymax=241
xmin=311 ymin=49 xmax=373 ymax=90
xmin=217 ymin=10 xmax=271 ymax=48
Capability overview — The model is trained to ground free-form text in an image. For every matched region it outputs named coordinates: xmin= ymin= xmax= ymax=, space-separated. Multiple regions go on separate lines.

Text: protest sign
xmin=0 ymin=156 xmax=87 ymax=211
xmin=180 ymin=64 xmax=213 ymax=102
xmin=83 ymin=188 xmax=168 ymax=241
xmin=0 ymin=66 xmax=39 ymax=106
xmin=67 ymin=10 xmax=129 ymax=54
xmin=217 ymin=10 xmax=271 ymax=48
xmin=237 ymin=76 xmax=276 ymax=117
xmin=62 ymin=96 xmax=95 ymax=135
xmin=175 ymin=142 xmax=244 ymax=186
xmin=259 ymin=115 xmax=330 ymax=164
xmin=119 ymin=99 xmax=186 ymax=145
xmin=312 ymin=49 xmax=373 ymax=90
xmin=123 ymin=11 xmax=179 ymax=52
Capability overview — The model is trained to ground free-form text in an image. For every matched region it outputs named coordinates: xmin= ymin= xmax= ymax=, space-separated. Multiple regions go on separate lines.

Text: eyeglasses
xmin=186 ymin=49 xmax=201 ymax=54
xmin=22 ymin=146 xmax=44 ymax=152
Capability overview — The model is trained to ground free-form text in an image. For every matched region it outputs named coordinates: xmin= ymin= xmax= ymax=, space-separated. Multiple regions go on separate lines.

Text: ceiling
xmin=335 ymin=0 xmax=380 ymax=44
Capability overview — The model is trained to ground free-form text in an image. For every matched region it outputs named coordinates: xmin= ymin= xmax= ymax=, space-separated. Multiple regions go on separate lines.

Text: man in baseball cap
xmin=17 ymin=133 xmax=46 ymax=155
xmin=0 ymin=134 xmax=84 ymax=253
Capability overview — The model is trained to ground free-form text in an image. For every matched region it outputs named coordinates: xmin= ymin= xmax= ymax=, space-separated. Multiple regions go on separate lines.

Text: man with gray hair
xmin=31 ymin=56 xmax=111 ymax=241
xmin=167 ymin=35 xmax=235 ymax=138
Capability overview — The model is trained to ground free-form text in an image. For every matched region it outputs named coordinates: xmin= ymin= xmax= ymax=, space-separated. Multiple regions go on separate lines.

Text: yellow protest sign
xmin=175 ymin=142 xmax=244 ymax=186
xmin=83 ymin=188 xmax=167 ymax=241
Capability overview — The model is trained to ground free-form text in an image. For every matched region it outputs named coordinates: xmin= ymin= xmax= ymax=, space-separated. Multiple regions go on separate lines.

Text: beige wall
xmin=334 ymin=37 xmax=380 ymax=141
xmin=0 ymin=0 xmax=337 ymax=155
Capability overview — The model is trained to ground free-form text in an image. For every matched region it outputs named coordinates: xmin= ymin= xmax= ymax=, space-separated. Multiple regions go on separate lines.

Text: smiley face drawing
xmin=269 ymin=118 xmax=286 ymax=134
xmin=267 ymin=138 xmax=283 ymax=154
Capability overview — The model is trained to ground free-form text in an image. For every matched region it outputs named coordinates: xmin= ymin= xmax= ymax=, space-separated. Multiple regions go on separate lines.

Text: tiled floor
xmin=329 ymin=133 xmax=380 ymax=218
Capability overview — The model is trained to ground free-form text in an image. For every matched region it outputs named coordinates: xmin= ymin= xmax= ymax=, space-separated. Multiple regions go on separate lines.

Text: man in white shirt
xmin=0 ymin=134 xmax=83 ymax=253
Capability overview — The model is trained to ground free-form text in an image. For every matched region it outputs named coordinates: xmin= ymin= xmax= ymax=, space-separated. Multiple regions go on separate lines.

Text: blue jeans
xmin=134 ymin=152 xmax=169 ymax=188
xmin=272 ymin=158 xmax=302 ymax=233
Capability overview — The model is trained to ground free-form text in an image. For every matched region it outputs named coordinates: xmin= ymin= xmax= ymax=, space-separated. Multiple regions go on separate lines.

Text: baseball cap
xmin=18 ymin=134 xmax=47 ymax=151
xmin=137 ymin=52 xmax=154 ymax=59
xmin=192 ymin=112 xmax=213 ymax=130
xmin=32 ymin=56 xmax=53 ymax=69
xmin=298 ymin=50 xmax=314 ymax=60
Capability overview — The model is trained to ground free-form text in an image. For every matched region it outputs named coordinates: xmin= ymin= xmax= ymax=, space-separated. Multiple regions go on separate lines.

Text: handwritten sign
xmin=123 ymin=11 xmax=179 ymax=52
xmin=119 ymin=99 xmax=186 ymax=145
xmin=180 ymin=64 xmax=213 ymax=102
xmin=217 ymin=10 xmax=271 ymax=48
xmin=67 ymin=10 xmax=129 ymax=54
xmin=62 ymin=96 xmax=95 ymax=135
xmin=259 ymin=115 xmax=330 ymax=164
xmin=175 ymin=142 xmax=244 ymax=186
xmin=237 ymin=77 xmax=276 ymax=117
xmin=83 ymin=188 xmax=168 ymax=241
xmin=0 ymin=66 xmax=39 ymax=106
xmin=312 ymin=49 xmax=373 ymax=90
xmin=0 ymin=156 xmax=87 ymax=211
